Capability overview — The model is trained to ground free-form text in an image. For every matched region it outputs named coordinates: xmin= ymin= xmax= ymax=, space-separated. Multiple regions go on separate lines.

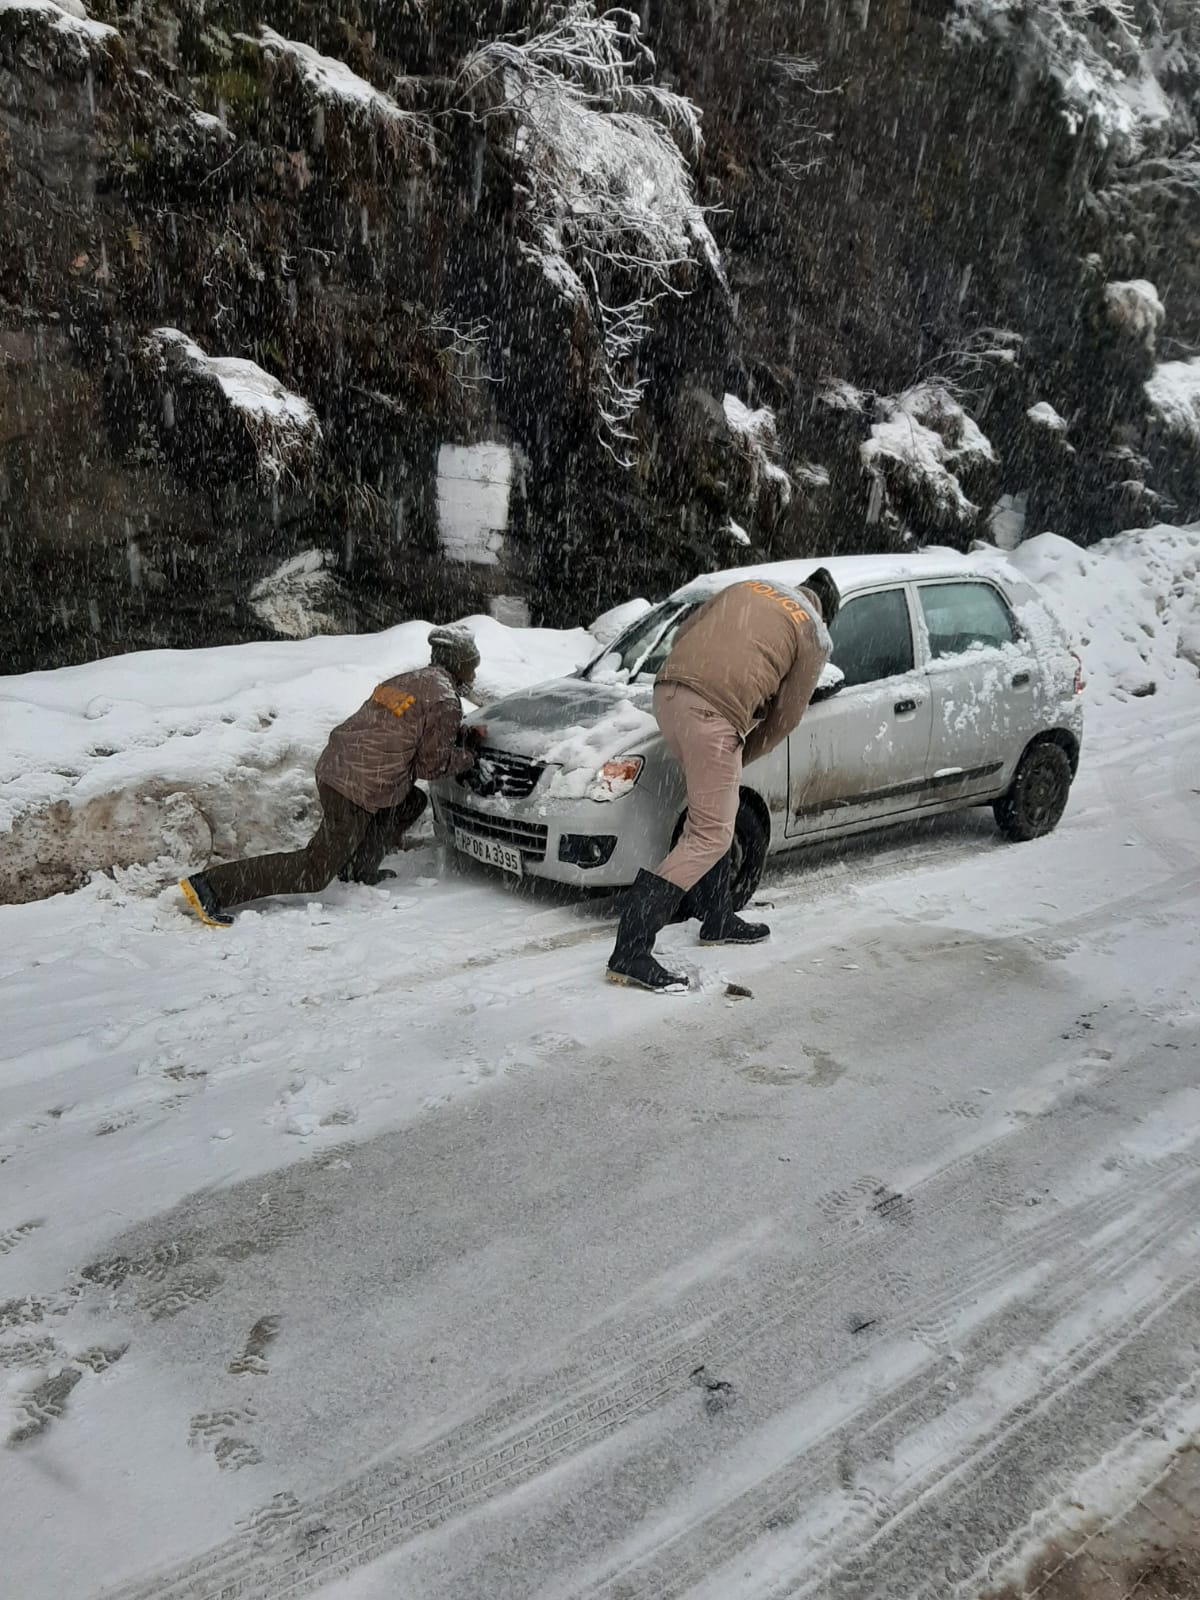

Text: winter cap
xmin=429 ymin=625 xmax=481 ymax=676
xmin=802 ymin=567 xmax=841 ymax=624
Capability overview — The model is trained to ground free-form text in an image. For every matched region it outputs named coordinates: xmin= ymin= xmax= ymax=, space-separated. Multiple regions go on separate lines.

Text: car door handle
xmin=1012 ymin=671 xmax=1031 ymax=688
xmin=894 ymin=698 xmax=918 ymax=715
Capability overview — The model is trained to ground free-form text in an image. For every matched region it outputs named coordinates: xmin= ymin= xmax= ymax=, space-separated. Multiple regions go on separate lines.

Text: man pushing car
xmin=179 ymin=626 xmax=482 ymax=927
xmin=606 ymin=569 xmax=840 ymax=992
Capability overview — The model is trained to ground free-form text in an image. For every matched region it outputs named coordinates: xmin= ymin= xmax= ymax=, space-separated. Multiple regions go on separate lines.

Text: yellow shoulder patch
xmin=371 ymin=685 xmax=417 ymax=719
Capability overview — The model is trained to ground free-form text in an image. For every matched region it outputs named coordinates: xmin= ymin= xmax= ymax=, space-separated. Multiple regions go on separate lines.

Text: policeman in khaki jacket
xmin=607 ymin=569 xmax=840 ymax=992
xmin=180 ymin=627 xmax=481 ymax=927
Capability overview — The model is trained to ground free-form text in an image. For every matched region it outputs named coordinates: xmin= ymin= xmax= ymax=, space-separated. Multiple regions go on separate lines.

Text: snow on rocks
xmin=1105 ymin=279 xmax=1165 ymax=348
xmin=255 ymin=27 xmax=434 ymax=147
xmin=250 ymin=550 xmax=346 ymax=640
xmin=1145 ymin=359 xmax=1200 ymax=446
xmin=948 ymin=1 xmax=1175 ymax=156
xmin=818 ymin=378 xmax=868 ymax=414
xmin=142 ymin=329 xmax=322 ymax=485
xmin=723 ymin=393 xmax=793 ymax=513
xmin=0 ymin=0 xmax=117 ymax=57
xmin=863 ymin=383 xmax=995 ymax=527
xmin=1009 ymin=524 xmax=1200 ymax=702
xmin=0 ymin=615 xmax=594 ymax=905
xmin=1027 ymin=401 xmax=1070 ymax=434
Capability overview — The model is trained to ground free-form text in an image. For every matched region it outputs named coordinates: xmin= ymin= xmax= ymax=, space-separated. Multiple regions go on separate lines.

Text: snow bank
xmin=143 ymin=329 xmax=322 ymax=484
xmin=1145 ymin=359 xmax=1200 ymax=445
xmin=0 ymin=616 xmax=593 ymax=904
xmin=1010 ymin=524 xmax=1200 ymax=702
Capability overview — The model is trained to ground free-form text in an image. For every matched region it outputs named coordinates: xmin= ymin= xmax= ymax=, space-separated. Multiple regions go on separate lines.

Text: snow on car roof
xmin=670 ymin=548 xmax=1021 ymax=603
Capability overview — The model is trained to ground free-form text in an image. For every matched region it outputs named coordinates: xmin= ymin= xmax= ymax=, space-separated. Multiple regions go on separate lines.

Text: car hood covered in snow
xmin=478 ymin=678 xmax=657 ymax=765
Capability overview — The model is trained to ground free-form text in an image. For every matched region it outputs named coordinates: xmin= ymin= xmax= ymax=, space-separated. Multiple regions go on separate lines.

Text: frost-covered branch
xmin=424 ymin=309 xmax=498 ymax=391
xmin=458 ymin=2 xmax=719 ymax=460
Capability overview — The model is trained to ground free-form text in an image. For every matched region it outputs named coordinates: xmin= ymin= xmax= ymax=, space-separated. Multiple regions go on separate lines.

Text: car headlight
xmin=590 ymin=756 xmax=644 ymax=802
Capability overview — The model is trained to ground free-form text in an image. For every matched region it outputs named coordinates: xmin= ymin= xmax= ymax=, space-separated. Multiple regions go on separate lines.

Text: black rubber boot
xmin=691 ymin=854 xmax=770 ymax=946
xmin=179 ymin=871 xmax=234 ymax=928
xmin=606 ymin=870 xmax=689 ymax=992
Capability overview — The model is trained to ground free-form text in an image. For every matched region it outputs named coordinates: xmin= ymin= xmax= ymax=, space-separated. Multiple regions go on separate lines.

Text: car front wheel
xmin=993 ymin=741 xmax=1073 ymax=842
xmin=729 ymin=796 xmax=770 ymax=909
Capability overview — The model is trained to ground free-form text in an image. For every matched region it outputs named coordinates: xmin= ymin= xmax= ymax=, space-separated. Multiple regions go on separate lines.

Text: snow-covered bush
xmin=458 ymin=2 xmax=720 ymax=459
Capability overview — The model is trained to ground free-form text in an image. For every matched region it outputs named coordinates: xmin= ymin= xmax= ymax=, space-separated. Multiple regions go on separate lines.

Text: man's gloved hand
xmin=464 ymin=723 xmax=487 ymax=750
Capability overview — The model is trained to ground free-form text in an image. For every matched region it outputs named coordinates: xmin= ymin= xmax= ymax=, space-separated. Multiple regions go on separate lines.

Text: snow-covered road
xmin=2 ymin=695 xmax=1199 ymax=1600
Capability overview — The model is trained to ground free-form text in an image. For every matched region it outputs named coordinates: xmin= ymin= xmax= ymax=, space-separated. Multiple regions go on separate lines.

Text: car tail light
xmin=1069 ymin=649 xmax=1084 ymax=695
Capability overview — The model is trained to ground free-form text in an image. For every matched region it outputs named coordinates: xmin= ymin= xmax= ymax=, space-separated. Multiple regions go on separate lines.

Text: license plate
xmin=454 ymin=829 xmax=523 ymax=877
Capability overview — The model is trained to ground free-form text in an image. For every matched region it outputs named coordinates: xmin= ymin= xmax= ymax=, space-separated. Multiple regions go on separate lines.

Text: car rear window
xmin=828 ymin=589 xmax=914 ymax=687
xmin=919 ymin=582 xmax=1016 ymax=659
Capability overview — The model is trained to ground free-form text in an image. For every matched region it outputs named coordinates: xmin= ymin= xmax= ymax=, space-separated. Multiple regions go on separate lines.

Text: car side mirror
xmin=810 ymin=663 xmax=845 ymax=703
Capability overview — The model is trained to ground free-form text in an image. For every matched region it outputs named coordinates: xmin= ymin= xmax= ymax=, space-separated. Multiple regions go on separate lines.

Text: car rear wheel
xmin=993 ymin=741 xmax=1073 ymax=842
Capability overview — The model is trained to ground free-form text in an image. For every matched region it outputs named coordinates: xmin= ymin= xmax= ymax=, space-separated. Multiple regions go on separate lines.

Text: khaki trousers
xmin=652 ymin=682 xmax=743 ymax=892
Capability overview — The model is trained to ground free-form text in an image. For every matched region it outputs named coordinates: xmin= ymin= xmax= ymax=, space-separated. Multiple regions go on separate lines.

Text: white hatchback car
xmin=430 ymin=552 xmax=1084 ymax=907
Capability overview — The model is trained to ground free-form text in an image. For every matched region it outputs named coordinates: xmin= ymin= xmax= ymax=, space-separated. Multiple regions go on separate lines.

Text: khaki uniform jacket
xmin=657 ymin=580 xmax=832 ymax=766
xmin=315 ymin=665 xmax=473 ymax=813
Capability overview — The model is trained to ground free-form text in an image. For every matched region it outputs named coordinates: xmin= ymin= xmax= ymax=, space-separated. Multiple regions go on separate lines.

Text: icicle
xmin=958 ymin=264 xmax=973 ymax=305
xmin=360 ymin=205 xmax=370 ymax=246
xmin=88 ymin=599 xmax=101 ymax=633
xmin=162 ymin=387 xmax=175 ymax=429
xmin=865 ymin=475 xmax=884 ymax=525
xmin=86 ymin=66 xmax=95 ymax=116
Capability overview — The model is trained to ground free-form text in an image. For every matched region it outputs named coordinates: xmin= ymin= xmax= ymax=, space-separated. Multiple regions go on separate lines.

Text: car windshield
xmin=580 ymin=599 xmax=702 ymax=683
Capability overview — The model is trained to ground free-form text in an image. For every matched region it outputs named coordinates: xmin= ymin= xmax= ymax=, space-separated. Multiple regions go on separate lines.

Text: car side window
xmin=827 ymin=589 xmax=914 ymax=688
xmin=919 ymin=582 xmax=1016 ymax=660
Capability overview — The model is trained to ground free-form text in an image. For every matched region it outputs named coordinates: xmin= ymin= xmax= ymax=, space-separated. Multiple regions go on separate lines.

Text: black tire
xmin=993 ymin=741 xmax=1073 ymax=842
xmin=729 ymin=796 xmax=770 ymax=909
xmin=667 ymin=794 xmax=770 ymax=919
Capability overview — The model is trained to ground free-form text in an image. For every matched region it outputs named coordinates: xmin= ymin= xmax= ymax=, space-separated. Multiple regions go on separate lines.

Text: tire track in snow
xmin=97 ymin=1125 xmax=1200 ymax=1600
xmin=573 ymin=1171 xmax=1200 ymax=1600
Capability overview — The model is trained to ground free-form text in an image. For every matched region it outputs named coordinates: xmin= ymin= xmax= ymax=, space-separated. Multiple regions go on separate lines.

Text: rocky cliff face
xmin=2 ymin=0 xmax=1197 ymax=673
